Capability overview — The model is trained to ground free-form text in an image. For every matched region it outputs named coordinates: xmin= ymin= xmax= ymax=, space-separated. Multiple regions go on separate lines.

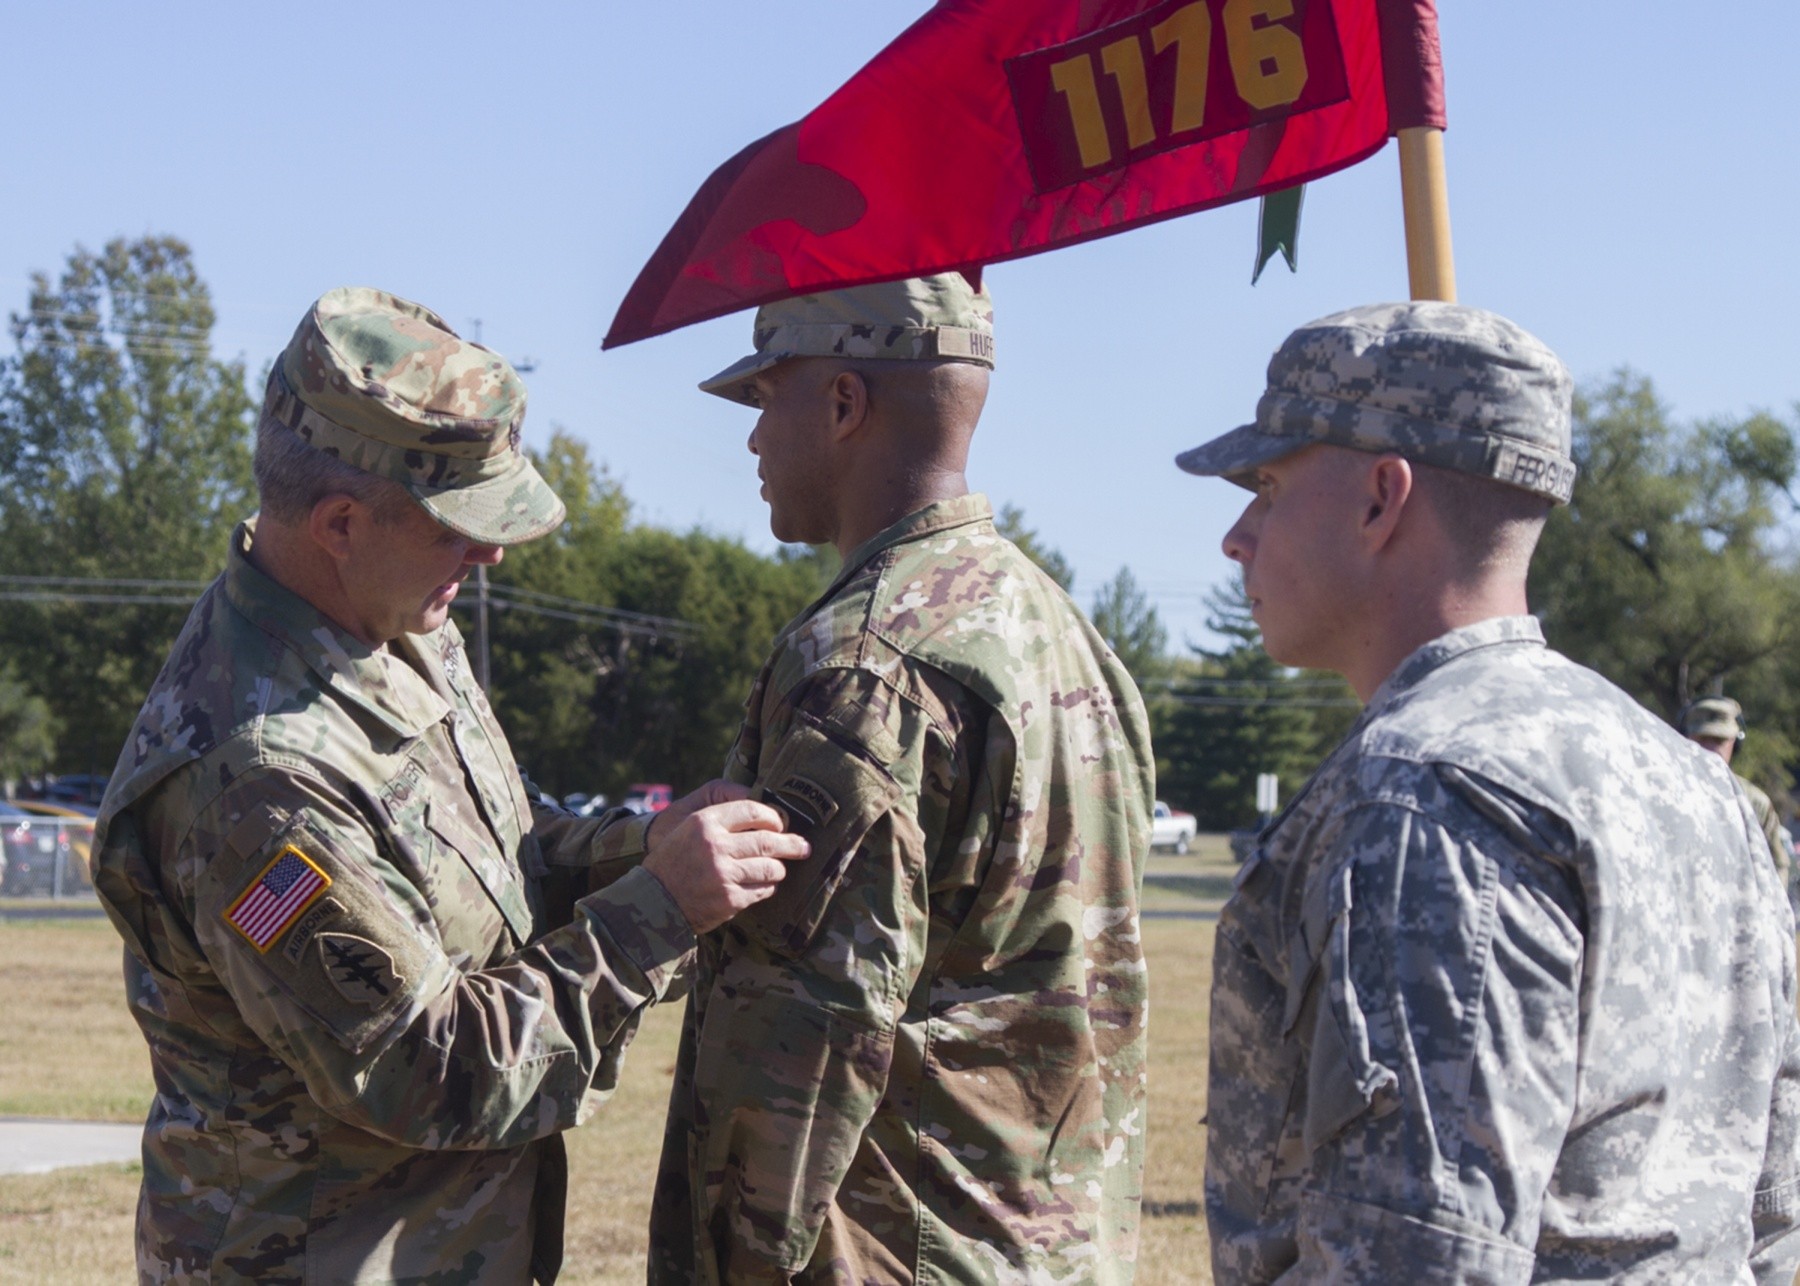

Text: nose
xmin=1221 ymin=500 xmax=1259 ymax=566
xmin=465 ymin=543 xmax=504 ymax=567
xmin=746 ymin=423 xmax=760 ymax=457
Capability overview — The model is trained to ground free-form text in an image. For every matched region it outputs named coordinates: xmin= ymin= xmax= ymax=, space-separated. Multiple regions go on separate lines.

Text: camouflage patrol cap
xmin=1680 ymin=696 xmax=1745 ymax=741
xmin=1176 ymin=302 xmax=1577 ymax=504
xmin=261 ymin=287 xmax=565 ymax=545
xmin=699 ymin=273 xmax=995 ymax=406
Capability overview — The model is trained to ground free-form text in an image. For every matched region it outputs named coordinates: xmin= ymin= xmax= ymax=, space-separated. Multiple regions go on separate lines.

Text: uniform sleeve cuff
xmin=591 ymin=810 xmax=655 ymax=864
xmin=583 ymin=864 xmax=695 ymax=998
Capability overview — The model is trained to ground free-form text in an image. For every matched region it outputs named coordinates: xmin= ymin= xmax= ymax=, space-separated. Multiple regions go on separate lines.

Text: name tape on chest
xmin=224 ymin=846 xmax=333 ymax=952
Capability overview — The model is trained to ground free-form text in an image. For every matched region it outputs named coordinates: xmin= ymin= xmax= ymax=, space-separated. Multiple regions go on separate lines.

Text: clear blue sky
xmin=8 ymin=2 xmax=1798 ymax=649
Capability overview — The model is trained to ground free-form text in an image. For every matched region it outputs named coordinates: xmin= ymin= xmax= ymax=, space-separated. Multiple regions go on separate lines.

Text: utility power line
xmin=0 ymin=572 xmax=697 ymax=641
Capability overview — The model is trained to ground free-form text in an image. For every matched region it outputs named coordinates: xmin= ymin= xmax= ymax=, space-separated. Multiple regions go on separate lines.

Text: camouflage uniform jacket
xmin=1738 ymin=773 xmax=1791 ymax=892
xmin=1206 ymin=616 xmax=1800 ymax=1284
xmin=92 ymin=522 xmax=694 ymax=1285
xmin=649 ymin=494 xmax=1155 ymax=1284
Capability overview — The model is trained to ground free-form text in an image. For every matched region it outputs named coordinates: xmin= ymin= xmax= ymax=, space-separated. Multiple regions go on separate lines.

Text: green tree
xmin=994 ymin=503 xmax=1074 ymax=591
xmin=0 ymin=664 xmax=57 ymax=783
xmin=0 ymin=237 xmax=255 ymax=777
xmin=1530 ymin=373 xmax=1800 ymax=794
xmin=474 ymin=432 xmax=823 ymax=799
xmin=1089 ymin=566 xmax=1168 ymax=686
xmin=1154 ymin=583 xmax=1358 ymax=829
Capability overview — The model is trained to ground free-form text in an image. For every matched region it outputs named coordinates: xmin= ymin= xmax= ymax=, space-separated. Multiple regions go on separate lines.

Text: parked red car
xmin=622 ymin=783 xmax=674 ymax=814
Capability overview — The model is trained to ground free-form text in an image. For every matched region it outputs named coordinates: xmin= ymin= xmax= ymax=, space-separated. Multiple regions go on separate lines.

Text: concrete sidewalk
xmin=0 ymin=1117 xmax=139 ymax=1176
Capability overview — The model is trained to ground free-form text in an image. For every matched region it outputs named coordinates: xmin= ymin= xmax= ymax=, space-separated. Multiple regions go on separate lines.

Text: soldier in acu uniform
xmin=1679 ymin=695 xmax=1792 ymax=894
xmin=1177 ymin=302 xmax=1800 ymax=1283
xmin=649 ymin=274 xmax=1157 ymax=1283
xmin=92 ymin=287 xmax=807 ymax=1285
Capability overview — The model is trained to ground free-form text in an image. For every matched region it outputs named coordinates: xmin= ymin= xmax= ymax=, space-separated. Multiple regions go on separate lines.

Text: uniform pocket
xmin=737 ymin=712 xmax=902 ymax=957
xmin=691 ymin=983 xmax=872 ymax=1273
xmin=1286 ymin=861 xmax=1399 ymax=1154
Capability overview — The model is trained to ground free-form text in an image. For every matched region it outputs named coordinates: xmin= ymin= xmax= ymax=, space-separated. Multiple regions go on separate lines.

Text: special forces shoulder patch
xmin=224 ymin=846 xmax=333 ymax=952
xmin=316 ymin=933 xmax=406 ymax=1008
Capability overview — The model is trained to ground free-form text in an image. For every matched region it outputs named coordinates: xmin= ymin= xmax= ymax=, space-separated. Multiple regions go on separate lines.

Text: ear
xmin=828 ymin=369 xmax=871 ymax=442
xmin=307 ymin=495 xmax=359 ymax=564
xmin=1359 ymin=455 xmax=1414 ymax=553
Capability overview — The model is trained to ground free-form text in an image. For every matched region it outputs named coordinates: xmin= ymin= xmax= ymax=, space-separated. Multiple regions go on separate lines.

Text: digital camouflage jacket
xmin=93 ymin=522 xmax=694 ymax=1285
xmin=649 ymin=494 xmax=1156 ymax=1284
xmin=1206 ymin=617 xmax=1800 ymax=1284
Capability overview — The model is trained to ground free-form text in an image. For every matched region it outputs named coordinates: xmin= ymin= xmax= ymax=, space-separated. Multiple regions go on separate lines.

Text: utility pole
xmin=474 ymin=564 xmax=492 ymax=690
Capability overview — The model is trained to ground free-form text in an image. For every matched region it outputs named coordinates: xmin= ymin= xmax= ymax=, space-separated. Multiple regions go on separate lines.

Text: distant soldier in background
xmin=1178 ymin=302 xmax=1800 ymax=1282
xmin=1680 ymin=695 xmax=1792 ymax=890
xmin=650 ymin=274 xmax=1156 ymax=1283
xmin=93 ymin=287 xmax=806 ymax=1284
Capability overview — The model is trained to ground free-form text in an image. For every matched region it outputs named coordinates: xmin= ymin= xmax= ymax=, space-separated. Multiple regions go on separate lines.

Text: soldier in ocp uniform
xmin=1177 ymin=302 xmax=1800 ymax=1282
xmin=648 ymin=274 xmax=1156 ymax=1282
xmin=93 ymin=287 xmax=808 ymax=1284
xmin=1679 ymin=695 xmax=1793 ymax=893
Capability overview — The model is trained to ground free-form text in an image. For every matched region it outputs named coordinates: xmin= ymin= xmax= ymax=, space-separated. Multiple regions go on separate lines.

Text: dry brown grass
xmin=0 ymin=916 xmax=154 ymax=1121
xmin=0 ymin=869 xmax=1227 ymax=1283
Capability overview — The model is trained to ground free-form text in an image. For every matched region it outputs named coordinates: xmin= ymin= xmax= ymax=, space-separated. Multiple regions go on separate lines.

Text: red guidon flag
xmin=605 ymin=0 xmax=1444 ymax=348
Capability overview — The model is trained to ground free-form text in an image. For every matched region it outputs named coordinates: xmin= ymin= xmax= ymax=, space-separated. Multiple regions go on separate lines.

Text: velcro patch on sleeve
xmin=766 ymin=773 xmax=841 ymax=836
xmin=202 ymin=807 xmax=446 ymax=1057
xmin=223 ymin=846 xmax=333 ymax=952
xmin=317 ymin=933 xmax=408 ymax=1008
xmin=739 ymin=711 xmax=903 ymax=956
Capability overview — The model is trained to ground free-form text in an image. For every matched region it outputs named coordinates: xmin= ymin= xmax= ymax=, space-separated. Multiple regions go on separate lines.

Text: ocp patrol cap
xmin=1176 ymin=302 xmax=1577 ymax=504
xmin=699 ymin=272 xmax=995 ymax=406
xmin=261 ymin=286 xmax=566 ymax=545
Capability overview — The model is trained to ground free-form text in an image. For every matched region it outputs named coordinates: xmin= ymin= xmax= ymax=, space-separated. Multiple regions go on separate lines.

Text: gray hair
xmin=254 ymin=417 xmax=416 ymax=526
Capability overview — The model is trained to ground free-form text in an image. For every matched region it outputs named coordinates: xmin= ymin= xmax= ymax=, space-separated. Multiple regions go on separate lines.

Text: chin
xmin=766 ymin=510 xmax=817 ymax=546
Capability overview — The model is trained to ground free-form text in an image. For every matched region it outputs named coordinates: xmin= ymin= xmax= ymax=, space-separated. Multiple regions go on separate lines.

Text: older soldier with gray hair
xmin=1178 ymin=303 xmax=1800 ymax=1282
xmin=650 ymin=274 xmax=1155 ymax=1282
xmin=93 ymin=287 xmax=808 ymax=1284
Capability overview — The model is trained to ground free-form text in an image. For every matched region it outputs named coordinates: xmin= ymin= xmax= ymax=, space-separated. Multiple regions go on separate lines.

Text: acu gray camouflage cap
xmin=1680 ymin=696 xmax=1745 ymax=741
xmin=1176 ymin=302 xmax=1577 ymax=504
xmin=261 ymin=286 xmax=566 ymax=546
xmin=700 ymin=272 xmax=995 ymax=406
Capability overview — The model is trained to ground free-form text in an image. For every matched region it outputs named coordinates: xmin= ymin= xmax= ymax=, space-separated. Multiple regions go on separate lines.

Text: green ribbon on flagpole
xmin=1253 ymin=185 xmax=1305 ymax=284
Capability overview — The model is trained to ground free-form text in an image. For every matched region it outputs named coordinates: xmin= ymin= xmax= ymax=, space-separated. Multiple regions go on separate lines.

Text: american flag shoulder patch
xmin=224 ymin=845 xmax=333 ymax=952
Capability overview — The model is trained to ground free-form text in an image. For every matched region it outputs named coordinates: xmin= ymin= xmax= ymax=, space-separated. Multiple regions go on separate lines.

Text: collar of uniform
xmin=223 ymin=520 xmax=451 ymax=739
xmin=1365 ymin=615 xmax=1547 ymax=716
xmin=827 ymin=492 xmax=995 ymax=600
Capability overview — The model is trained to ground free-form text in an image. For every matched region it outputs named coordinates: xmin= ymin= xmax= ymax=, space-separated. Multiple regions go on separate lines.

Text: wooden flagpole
xmin=1397 ymin=127 xmax=1456 ymax=302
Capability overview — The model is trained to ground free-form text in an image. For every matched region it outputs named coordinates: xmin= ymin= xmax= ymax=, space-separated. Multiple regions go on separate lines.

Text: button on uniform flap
xmin=737 ymin=712 xmax=904 ymax=956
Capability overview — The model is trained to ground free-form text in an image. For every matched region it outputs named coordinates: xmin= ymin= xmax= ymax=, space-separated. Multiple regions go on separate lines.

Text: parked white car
xmin=1150 ymin=801 xmax=1197 ymax=854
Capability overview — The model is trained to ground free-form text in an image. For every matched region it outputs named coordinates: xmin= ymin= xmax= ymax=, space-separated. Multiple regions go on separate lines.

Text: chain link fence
xmin=1 ymin=815 xmax=98 ymax=899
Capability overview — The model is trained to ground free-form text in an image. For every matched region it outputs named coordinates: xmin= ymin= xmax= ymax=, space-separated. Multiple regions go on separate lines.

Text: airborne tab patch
xmin=772 ymin=774 xmax=840 ymax=835
xmin=224 ymin=846 xmax=333 ymax=952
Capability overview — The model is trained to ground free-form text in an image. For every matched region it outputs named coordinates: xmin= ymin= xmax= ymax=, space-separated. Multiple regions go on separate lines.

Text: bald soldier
xmin=649 ymin=274 xmax=1156 ymax=1282
xmin=1178 ymin=303 xmax=1800 ymax=1282
xmin=1680 ymin=696 xmax=1792 ymax=893
xmin=92 ymin=287 xmax=807 ymax=1284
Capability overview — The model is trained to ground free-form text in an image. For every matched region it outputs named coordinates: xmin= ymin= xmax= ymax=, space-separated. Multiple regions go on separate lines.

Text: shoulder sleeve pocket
xmin=200 ymin=808 xmax=443 ymax=1056
xmin=736 ymin=711 xmax=903 ymax=957
xmin=1289 ymin=860 xmax=1401 ymax=1154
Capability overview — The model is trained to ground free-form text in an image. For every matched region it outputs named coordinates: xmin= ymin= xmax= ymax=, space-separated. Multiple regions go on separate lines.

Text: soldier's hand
xmin=644 ymin=779 xmax=750 ymax=850
xmin=642 ymin=798 xmax=809 ymax=934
